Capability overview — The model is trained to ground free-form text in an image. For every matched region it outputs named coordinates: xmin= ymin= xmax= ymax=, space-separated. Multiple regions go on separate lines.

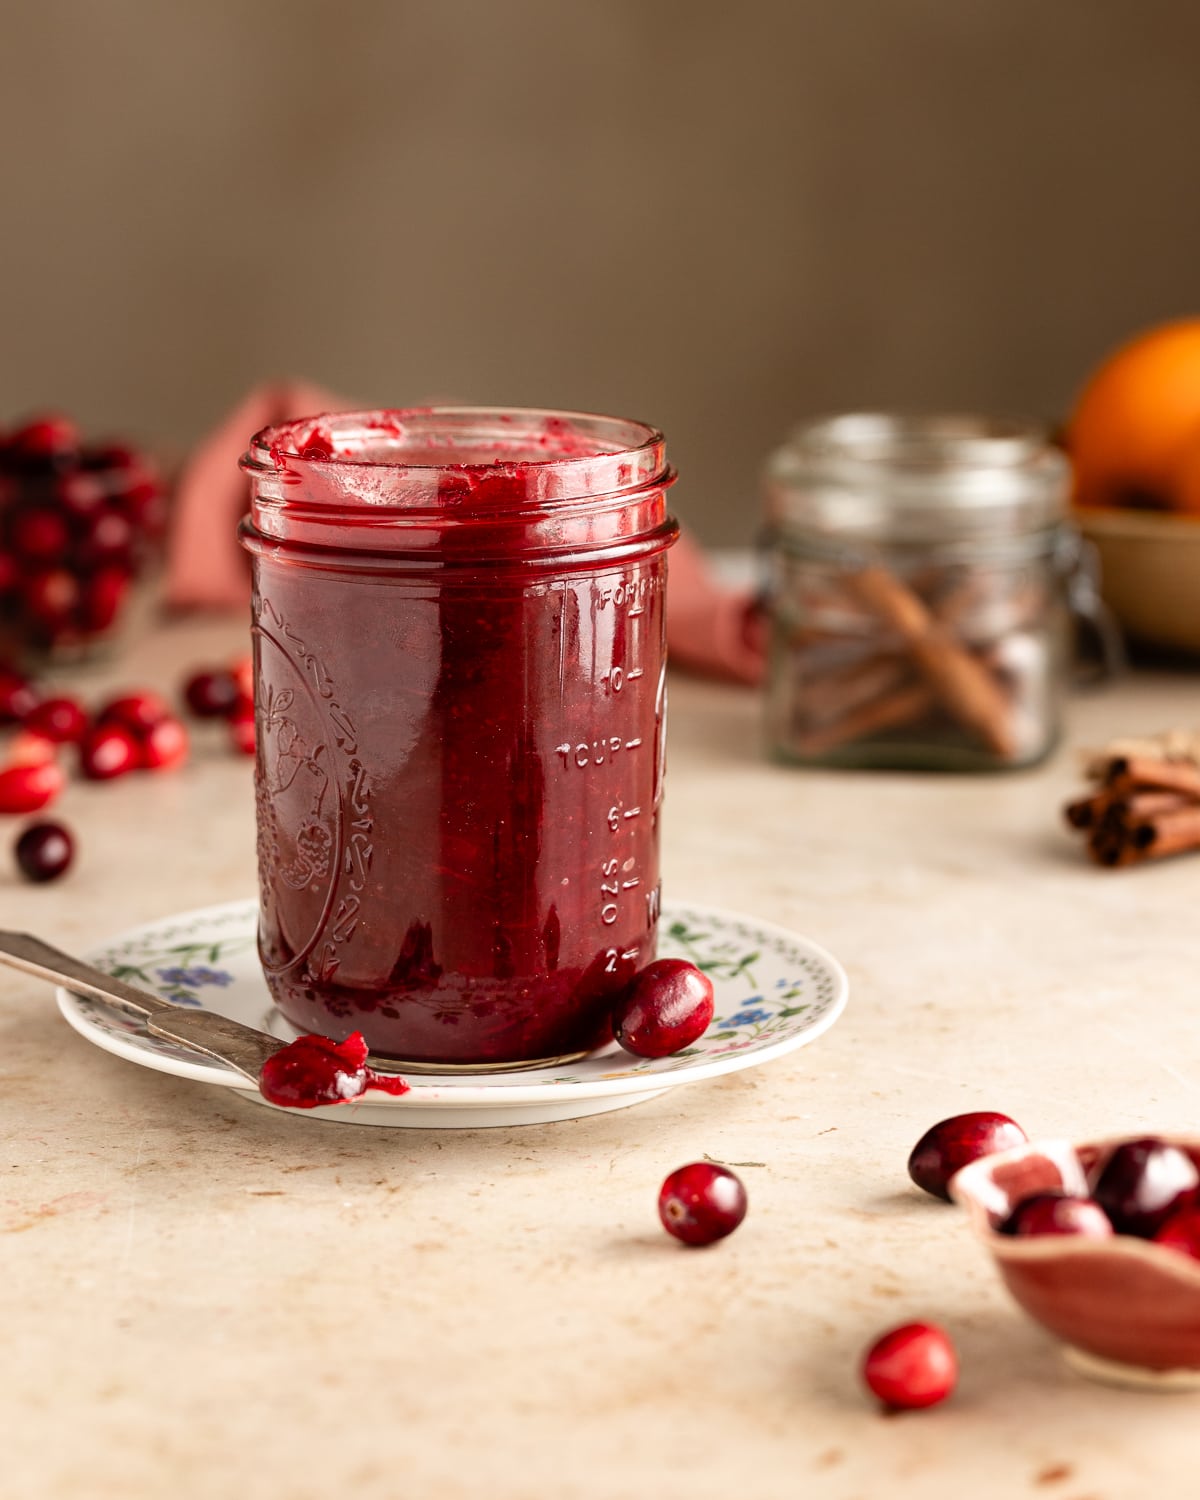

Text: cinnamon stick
xmin=850 ymin=565 xmax=1018 ymax=758
xmin=1106 ymin=756 xmax=1200 ymax=799
xmin=792 ymin=681 xmax=935 ymax=757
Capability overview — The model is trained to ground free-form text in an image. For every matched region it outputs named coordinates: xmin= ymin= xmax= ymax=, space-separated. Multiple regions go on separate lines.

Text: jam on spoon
xmin=258 ymin=1031 xmax=411 ymax=1109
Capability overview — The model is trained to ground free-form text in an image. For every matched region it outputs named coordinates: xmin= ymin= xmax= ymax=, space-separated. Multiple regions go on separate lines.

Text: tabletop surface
xmin=4 ymin=614 xmax=1199 ymax=1500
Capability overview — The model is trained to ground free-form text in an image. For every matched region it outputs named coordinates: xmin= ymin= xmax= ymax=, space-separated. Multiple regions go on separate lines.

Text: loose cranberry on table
xmin=907 ymin=1111 xmax=1028 ymax=1202
xmin=998 ymin=1191 xmax=1114 ymax=1239
xmin=228 ymin=701 xmax=255 ymax=756
xmin=1152 ymin=1206 xmax=1200 ymax=1260
xmin=78 ymin=723 xmax=139 ymax=781
xmin=1090 ymin=1136 xmax=1200 ymax=1238
xmin=139 ymin=715 xmax=189 ymax=772
xmin=0 ymin=760 xmax=65 ymax=815
xmin=183 ymin=668 xmax=242 ymax=719
xmin=862 ymin=1322 xmax=958 ymax=1411
xmin=14 ymin=820 xmax=74 ymax=883
xmin=657 ymin=1162 xmax=747 ymax=1246
xmin=24 ymin=696 xmax=88 ymax=745
xmin=97 ymin=690 xmax=170 ymax=737
xmin=613 ymin=958 xmax=715 ymax=1058
xmin=0 ymin=668 xmax=39 ymax=724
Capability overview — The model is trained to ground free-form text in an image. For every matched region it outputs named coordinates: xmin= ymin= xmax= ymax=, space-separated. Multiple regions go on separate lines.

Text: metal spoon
xmin=0 ymin=930 xmax=284 ymax=1084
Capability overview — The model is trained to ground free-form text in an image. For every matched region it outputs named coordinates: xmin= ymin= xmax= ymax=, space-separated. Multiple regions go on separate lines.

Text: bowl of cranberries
xmin=951 ymin=1133 xmax=1200 ymax=1383
xmin=0 ymin=413 xmax=165 ymax=662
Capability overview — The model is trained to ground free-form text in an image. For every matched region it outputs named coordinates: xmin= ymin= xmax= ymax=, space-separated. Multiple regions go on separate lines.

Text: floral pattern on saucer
xmin=57 ymin=899 xmax=848 ymax=1127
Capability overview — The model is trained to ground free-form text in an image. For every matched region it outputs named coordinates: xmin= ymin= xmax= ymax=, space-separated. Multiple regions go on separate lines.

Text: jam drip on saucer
xmin=258 ymin=1030 xmax=410 ymax=1109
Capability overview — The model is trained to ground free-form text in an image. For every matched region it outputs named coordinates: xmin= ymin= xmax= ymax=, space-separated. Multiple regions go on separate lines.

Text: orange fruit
xmin=1174 ymin=426 xmax=1200 ymax=516
xmin=1067 ymin=318 xmax=1200 ymax=511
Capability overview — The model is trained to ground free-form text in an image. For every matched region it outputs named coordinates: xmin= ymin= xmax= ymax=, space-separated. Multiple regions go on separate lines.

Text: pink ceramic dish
xmin=951 ymin=1136 xmax=1200 ymax=1384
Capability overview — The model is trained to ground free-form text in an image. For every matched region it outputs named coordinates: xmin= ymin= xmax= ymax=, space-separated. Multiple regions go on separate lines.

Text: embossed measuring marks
xmin=553 ymin=569 xmax=664 ymax=975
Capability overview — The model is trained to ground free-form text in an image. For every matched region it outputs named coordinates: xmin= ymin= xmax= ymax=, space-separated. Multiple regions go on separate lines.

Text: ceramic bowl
xmin=951 ymin=1136 xmax=1200 ymax=1387
xmin=1077 ymin=508 xmax=1200 ymax=655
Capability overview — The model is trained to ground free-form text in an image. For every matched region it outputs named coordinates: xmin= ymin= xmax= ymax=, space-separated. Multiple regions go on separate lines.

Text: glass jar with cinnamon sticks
xmin=763 ymin=415 xmax=1074 ymax=771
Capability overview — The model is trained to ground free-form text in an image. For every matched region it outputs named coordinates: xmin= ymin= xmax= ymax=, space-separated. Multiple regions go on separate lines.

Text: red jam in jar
xmin=240 ymin=408 xmax=678 ymax=1069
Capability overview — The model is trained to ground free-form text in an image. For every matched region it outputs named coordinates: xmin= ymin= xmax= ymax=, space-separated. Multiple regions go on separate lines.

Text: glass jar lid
xmin=765 ymin=413 xmax=1071 ymax=545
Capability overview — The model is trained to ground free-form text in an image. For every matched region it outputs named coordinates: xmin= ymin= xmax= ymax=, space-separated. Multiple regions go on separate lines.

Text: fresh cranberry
xmin=57 ymin=470 xmax=107 ymax=520
xmin=0 ymin=760 xmax=65 ymax=814
xmin=78 ymin=567 xmax=130 ymax=633
xmin=0 ymin=669 xmax=38 ymax=724
xmin=1153 ymin=1206 xmax=1200 ymax=1260
xmin=115 ymin=477 xmax=165 ymax=534
xmin=140 ymin=715 xmax=189 ymax=771
xmin=998 ymin=1192 xmax=1114 ymax=1239
xmin=862 ymin=1323 xmax=958 ymax=1411
xmin=22 ymin=569 xmax=80 ymax=635
xmin=80 ymin=509 xmax=134 ymax=567
xmin=5 ymin=731 xmax=57 ymax=767
xmin=230 ymin=655 xmax=253 ymax=702
xmin=24 ymin=696 xmax=88 ymax=745
xmin=97 ymin=690 xmax=170 ymax=737
xmin=228 ymin=702 xmax=255 ymax=756
xmin=10 ymin=414 xmax=80 ymax=468
xmin=613 ymin=958 xmax=715 ymax=1057
xmin=78 ymin=723 xmax=139 ymax=781
xmin=83 ymin=441 xmax=139 ymax=471
xmin=907 ymin=1111 xmax=1028 ymax=1202
xmin=14 ymin=820 xmax=74 ymax=882
xmin=183 ymin=668 xmax=241 ymax=719
xmin=10 ymin=505 xmax=70 ymax=562
xmin=657 ymin=1162 xmax=747 ymax=1246
xmin=1090 ymin=1137 xmax=1200 ymax=1238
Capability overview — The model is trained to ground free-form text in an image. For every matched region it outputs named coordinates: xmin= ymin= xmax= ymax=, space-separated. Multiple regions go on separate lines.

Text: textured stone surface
xmin=3 ymin=618 xmax=1198 ymax=1498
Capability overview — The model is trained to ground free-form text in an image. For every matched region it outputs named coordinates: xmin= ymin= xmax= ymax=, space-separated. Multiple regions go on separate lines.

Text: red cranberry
xmin=998 ymin=1192 xmax=1113 ymax=1239
xmin=230 ymin=655 xmax=253 ymax=701
xmin=5 ymin=731 xmax=57 ymax=767
xmin=140 ymin=715 xmax=189 ymax=771
xmin=10 ymin=414 xmax=80 ymax=468
xmin=78 ymin=566 xmax=131 ymax=633
xmin=658 ymin=1162 xmax=747 ymax=1246
xmin=0 ymin=760 xmax=65 ymax=814
xmin=14 ymin=820 xmax=74 ymax=882
xmin=613 ymin=958 xmax=715 ymax=1057
xmin=184 ymin=668 xmax=241 ymax=719
xmin=57 ymin=470 xmax=107 ymax=520
xmin=97 ymin=690 xmax=170 ymax=737
xmin=80 ymin=509 xmax=134 ymax=567
xmin=83 ymin=441 xmax=139 ymax=472
xmin=907 ymin=1111 xmax=1028 ymax=1202
xmin=22 ymin=568 xmax=80 ymax=634
xmin=10 ymin=505 xmax=70 ymax=563
xmin=1153 ymin=1206 xmax=1200 ymax=1260
xmin=228 ymin=702 xmax=255 ymax=756
xmin=0 ymin=669 xmax=39 ymax=724
xmin=862 ymin=1323 xmax=958 ymax=1411
xmin=78 ymin=723 xmax=139 ymax=781
xmin=24 ymin=696 xmax=88 ymax=745
xmin=1090 ymin=1137 xmax=1200 ymax=1238
xmin=116 ymin=478 xmax=165 ymax=534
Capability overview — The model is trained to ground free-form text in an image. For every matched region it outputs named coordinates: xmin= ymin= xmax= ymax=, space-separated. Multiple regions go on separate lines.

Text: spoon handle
xmin=0 ymin=930 xmax=173 ymax=1017
xmin=0 ymin=929 xmax=282 ymax=1084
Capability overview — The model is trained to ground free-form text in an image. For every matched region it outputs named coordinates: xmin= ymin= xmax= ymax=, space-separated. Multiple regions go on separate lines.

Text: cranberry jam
xmin=240 ymin=408 xmax=678 ymax=1069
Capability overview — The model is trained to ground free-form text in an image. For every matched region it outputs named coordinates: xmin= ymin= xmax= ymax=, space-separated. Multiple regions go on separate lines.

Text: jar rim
xmin=765 ymin=411 xmax=1071 ymax=542
xmin=242 ymin=406 xmax=665 ymax=480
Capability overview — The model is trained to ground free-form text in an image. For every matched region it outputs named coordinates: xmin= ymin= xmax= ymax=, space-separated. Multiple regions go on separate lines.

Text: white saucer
xmin=57 ymin=899 xmax=848 ymax=1128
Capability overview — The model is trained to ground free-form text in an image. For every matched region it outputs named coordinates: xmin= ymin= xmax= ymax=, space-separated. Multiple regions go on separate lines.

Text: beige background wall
xmin=2 ymin=0 xmax=1198 ymax=543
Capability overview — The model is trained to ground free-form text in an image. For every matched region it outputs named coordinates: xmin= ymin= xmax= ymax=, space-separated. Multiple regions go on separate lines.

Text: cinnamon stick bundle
xmin=1063 ymin=752 xmax=1200 ymax=869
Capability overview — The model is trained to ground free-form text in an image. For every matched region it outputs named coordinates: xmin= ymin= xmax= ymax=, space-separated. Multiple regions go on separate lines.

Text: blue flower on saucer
xmin=156 ymin=965 xmax=234 ymax=989
xmin=718 ymin=1005 xmax=772 ymax=1028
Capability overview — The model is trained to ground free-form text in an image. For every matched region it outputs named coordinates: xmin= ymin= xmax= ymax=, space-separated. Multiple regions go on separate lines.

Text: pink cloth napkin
xmin=164 ymin=385 xmax=765 ymax=685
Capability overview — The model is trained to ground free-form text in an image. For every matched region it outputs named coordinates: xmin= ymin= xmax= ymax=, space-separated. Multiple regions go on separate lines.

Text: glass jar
xmin=240 ymin=408 xmax=677 ymax=1070
xmin=763 ymin=414 xmax=1075 ymax=771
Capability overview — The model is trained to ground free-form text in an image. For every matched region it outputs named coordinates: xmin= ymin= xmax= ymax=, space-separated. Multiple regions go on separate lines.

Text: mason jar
xmin=240 ymin=408 xmax=677 ymax=1069
xmin=763 ymin=414 xmax=1077 ymax=771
